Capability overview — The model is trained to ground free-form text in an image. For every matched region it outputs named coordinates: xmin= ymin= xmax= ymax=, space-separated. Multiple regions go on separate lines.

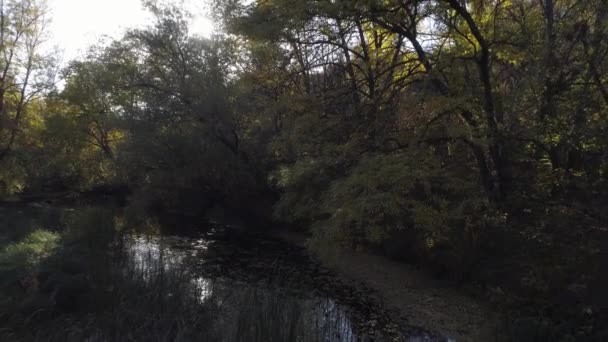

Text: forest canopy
xmin=1 ymin=0 xmax=607 ymax=339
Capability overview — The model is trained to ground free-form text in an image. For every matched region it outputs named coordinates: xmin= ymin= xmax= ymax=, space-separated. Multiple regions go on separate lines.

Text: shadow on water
xmin=118 ymin=233 xmax=357 ymax=341
xmin=0 ymin=205 xmax=443 ymax=341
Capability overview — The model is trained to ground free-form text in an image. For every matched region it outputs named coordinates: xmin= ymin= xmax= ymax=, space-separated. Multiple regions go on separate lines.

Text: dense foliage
xmin=1 ymin=0 xmax=607 ymax=339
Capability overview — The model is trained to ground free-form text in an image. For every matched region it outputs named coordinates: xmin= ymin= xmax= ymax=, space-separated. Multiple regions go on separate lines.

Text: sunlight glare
xmin=48 ymin=0 xmax=215 ymax=63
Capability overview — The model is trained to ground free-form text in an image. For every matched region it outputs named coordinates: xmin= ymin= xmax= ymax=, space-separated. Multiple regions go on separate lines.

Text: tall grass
xmin=0 ymin=206 xmax=118 ymax=341
xmin=0 ymin=207 xmax=379 ymax=341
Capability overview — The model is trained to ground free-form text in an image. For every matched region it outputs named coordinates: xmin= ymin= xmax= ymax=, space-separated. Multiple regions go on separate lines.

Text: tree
xmin=0 ymin=0 xmax=54 ymax=162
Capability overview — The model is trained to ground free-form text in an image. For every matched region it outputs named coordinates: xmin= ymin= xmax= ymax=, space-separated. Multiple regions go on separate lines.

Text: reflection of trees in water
xmin=0 ymin=209 xmax=434 ymax=341
xmin=212 ymin=287 xmax=355 ymax=342
xmin=119 ymin=234 xmax=357 ymax=342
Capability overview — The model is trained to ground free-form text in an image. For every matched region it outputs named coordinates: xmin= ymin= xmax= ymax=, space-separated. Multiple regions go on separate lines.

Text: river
xmin=0 ymin=205 xmax=445 ymax=341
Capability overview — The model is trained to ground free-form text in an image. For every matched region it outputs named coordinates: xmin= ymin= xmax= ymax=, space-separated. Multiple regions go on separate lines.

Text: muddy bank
xmin=270 ymin=230 xmax=506 ymax=342
xmin=184 ymin=227 xmax=442 ymax=341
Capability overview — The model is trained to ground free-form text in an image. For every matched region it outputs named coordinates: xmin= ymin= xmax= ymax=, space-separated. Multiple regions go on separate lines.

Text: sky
xmin=47 ymin=0 xmax=215 ymax=64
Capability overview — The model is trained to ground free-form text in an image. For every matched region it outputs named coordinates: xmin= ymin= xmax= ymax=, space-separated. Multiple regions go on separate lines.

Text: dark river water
xmin=114 ymin=224 xmax=443 ymax=341
xmin=0 ymin=205 xmax=446 ymax=341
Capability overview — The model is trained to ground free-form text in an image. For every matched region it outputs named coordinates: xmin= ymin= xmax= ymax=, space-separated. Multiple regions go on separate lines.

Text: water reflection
xmin=0 ymin=206 xmax=440 ymax=341
xmin=120 ymin=233 xmax=359 ymax=342
xmin=193 ymin=276 xmax=213 ymax=303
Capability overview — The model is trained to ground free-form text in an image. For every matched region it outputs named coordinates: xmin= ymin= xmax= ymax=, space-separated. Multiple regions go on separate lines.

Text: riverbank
xmin=1 ymin=205 xmax=443 ymax=341
xmin=270 ymin=230 xmax=506 ymax=341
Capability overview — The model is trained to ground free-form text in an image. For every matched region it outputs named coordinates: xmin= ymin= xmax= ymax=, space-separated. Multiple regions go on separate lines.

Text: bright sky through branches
xmin=48 ymin=0 xmax=215 ymax=63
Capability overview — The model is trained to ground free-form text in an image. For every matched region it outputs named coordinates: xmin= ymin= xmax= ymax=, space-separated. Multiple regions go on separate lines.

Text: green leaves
xmin=0 ymin=230 xmax=60 ymax=274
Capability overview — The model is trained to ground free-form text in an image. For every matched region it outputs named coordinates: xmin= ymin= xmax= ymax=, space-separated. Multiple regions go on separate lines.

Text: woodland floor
xmin=270 ymin=230 xmax=507 ymax=342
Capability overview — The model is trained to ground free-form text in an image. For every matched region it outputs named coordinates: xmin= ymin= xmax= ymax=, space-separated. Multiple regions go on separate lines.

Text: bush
xmin=0 ymin=230 xmax=60 ymax=275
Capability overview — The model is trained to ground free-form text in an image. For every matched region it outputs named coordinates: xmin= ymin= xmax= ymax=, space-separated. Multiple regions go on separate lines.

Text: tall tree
xmin=0 ymin=0 xmax=54 ymax=162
